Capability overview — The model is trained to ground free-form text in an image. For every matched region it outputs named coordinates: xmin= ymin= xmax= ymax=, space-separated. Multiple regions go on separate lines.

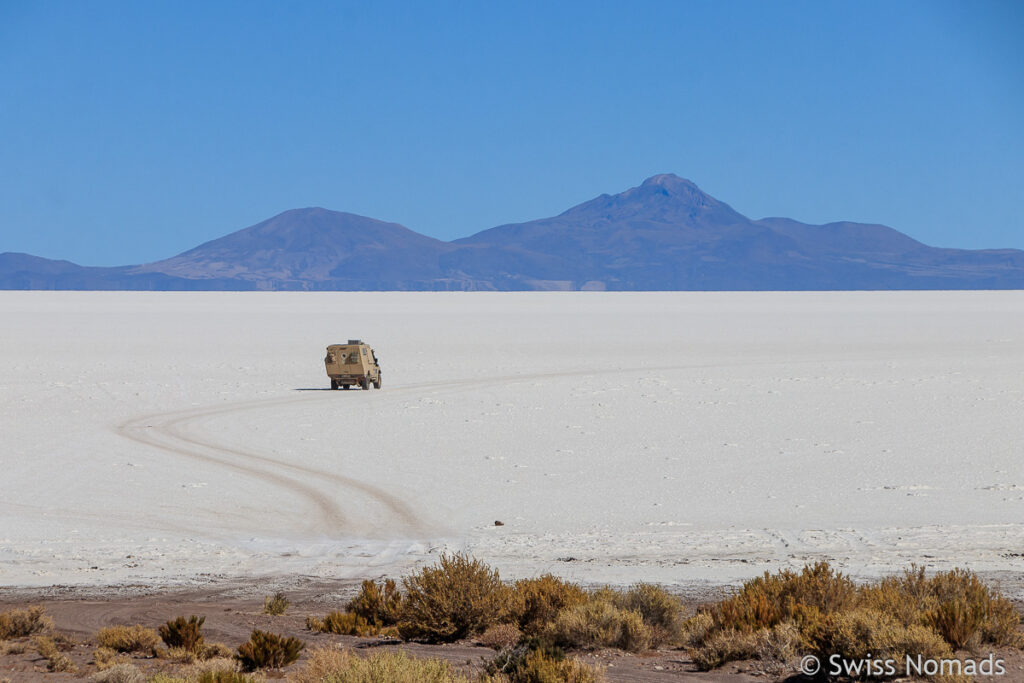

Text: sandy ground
xmin=0 ymin=585 xmax=760 ymax=682
xmin=1 ymin=291 xmax=1023 ymax=592
xmin=1 ymin=586 xmax=1022 ymax=682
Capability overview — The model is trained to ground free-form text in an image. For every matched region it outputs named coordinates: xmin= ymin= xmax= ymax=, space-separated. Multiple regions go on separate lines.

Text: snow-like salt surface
xmin=1 ymin=291 xmax=1022 ymax=590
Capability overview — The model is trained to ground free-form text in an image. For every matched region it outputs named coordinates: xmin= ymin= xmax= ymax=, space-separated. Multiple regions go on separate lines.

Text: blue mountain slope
xmin=3 ymin=175 xmax=1022 ymax=290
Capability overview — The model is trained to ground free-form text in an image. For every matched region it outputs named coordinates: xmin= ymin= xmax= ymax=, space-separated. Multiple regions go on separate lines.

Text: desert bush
xmin=93 ymin=646 xmax=130 ymax=671
xmin=811 ymin=608 xmax=952 ymax=675
xmin=160 ymin=615 xmax=206 ymax=652
xmin=398 ymin=552 xmax=508 ymax=642
xmin=755 ymin=623 xmax=801 ymax=676
xmin=690 ymin=561 xmax=1024 ymax=671
xmin=287 ymin=647 xmax=473 ymax=682
xmin=927 ymin=599 xmax=984 ymax=651
xmin=0 ymin=640 xmax=27 ymax=655
xmin=861 ymin=566 xmax=1023 ymax=650
xmin=925 ymin=569 xmax=1021 ymax=649
xmin=35 ymin=634 xmax=77 ymax=672
xmin=235 ymin=629 xmax=304 ymax=671
xmin=507 ymin=574 xmax=587 ymax=635
xmin=97 ymin=624 xmax=161 ymax=654
xmin=306 ymin=610 xmax=376 ymax=636
xmin=713 ymin=561 xmax=856 ymax=634
xmin=88 ymin=663 xmax=145 ymax=683
xmin=486 ymin=641 xmax=605 ymax=683
xmin=263 ymin=592 xmax=290 ymax=616
xmin=613 ymin=583 xmax=686 ymax=647
xmin=347 ymin=579 xmax=403 ymax=627
xmin=0 ymin=605 xmax=53 ymax=639
xmin=479 ymin=623 xmax=523 ymax=650
xmin=689 ymin=629 xmax=763 ymax=671
xmin=980 ymin=597 xmax=1023 ymax=648
xmin=545 ymin=595 xmax=652 ymax=652
xmin=678 ymin=612 xmax=714 ymax=649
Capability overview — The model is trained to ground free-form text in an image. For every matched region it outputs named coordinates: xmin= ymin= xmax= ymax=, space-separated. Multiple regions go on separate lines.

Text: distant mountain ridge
xmin=3 ymin=174 xmax=1023 ymax=290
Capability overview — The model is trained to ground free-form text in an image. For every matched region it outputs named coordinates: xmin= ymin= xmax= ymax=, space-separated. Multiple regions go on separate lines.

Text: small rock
xmin=494 ymin=520 xmax=504 ymax=526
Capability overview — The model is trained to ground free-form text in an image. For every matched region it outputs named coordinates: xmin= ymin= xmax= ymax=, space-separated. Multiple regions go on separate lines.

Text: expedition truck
xmin=324 ymin=340 xmax=382 ymax=390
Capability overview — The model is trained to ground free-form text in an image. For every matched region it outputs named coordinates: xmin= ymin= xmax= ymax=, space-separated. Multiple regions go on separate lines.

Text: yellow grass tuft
xmin=0 ymin=605 xmax=54 ymax=639
xmin=286 ymin=646 xmax=473 ymax=683
xmin=96 ymin=624 xmax=161 ymax=654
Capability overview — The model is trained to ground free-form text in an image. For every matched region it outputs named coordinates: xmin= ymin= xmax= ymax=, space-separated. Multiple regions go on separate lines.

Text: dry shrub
xmin=263 ymin=592 xmax=290 ymax=616
xmin=691 ymin=562 xmax=1023 ymax=671
xmin=612 ymin=583 xmax=686 ymax=647
xmin=486 ymin=646 xmax=605 ymax=682
xmin=479 ymin=623 xmax=523 ymax=650
xmin=157 ymin=657 xmax=264 ymax=683
xmin=93 ymin=646 xmax=131 ymax=671
xmin=507 ymin=574 xmax=587 ymax=635
xmin=690 ymin=625 xmax=803 ymax=674
xmin=679 ymin=612 xmax=714 ymax=649
xmin=398 ymin=552 xmax=508 ymax=642
xmin=0 ymin=640 xmax=27 ymax=655
xmin=861 ymin=566 xmax=1022 ymax=649
xmin=347 ymin=579 xmax=403 ymax=627
xmin=89 ymin=663 xmax=145 ymax=683
xmin=714 ymin=561 xmax=856 ymax=633
xmin=755 ymin=623 xmax=801 ymax=676
xmin=925 ymin=569 xmax=1020 ymax=649
xmin=928 ymin=600 xmax=984 ymax=651
xmin=981 ymin=598 xmax=1024 ymax=648
xmin=197 ymin=670 xmax=264 ymax=683
xmin=162 ymin=646 xmax=199 ymax=663
xmin=0 ymin=605 xmax=53 ymax=639
xmin=812 ymin=608 xmax=952 ymax=676
xmin=689 ymin=629 xmax=763 ymax=671
xmin=97 ymin=624 xmax=161 ymax=654
xmin=285 ymin=646 xmax=351 ymax=683
xmin=202 ymin=642 xmax=236 ymax=659
xmin=34 ymin=634 xmax=77 ymax=672
xmin=235 ymin=629 xmax=305 ymax=671
xmin=160 ymin=615 xmax=206 ymax=652
xmin=545 ymin=595 xmax=652 ymax=652
xmin=286 ymin=646 xmax=472 ymax=683
xmin=306 ymin=611 xmax=375 ymax=637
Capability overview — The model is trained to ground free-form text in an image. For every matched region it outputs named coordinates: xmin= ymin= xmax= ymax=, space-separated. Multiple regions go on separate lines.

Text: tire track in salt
xmin=118 ymin=398 xmax=352 ymax=535
xmin=116 ymin=354 xmax=875 ymax=539
xmin=151 ymin=397 xmax=427 ymax=534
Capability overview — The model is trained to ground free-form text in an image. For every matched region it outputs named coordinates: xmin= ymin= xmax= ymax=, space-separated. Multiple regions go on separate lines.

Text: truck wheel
xmin=361 ymin=377 xmax=370 ymax=390
xmin=330 ymin=379 xmax=338 ymax=390
xmin=373 ymin=377 xmax=381 ymax=389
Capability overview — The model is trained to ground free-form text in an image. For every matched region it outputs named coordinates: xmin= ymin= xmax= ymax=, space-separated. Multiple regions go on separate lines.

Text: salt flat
xmin=1 ymin=291 xmax=1022 ymax=590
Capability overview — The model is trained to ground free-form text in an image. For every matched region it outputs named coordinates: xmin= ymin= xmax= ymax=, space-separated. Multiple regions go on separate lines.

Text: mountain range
xmin=3 ymin=174 xmax=1022 ymax=290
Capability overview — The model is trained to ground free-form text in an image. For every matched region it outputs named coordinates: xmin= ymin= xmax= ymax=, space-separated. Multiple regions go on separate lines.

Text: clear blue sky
xmin=2 ymin=1 xmax=1022 ymax=265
